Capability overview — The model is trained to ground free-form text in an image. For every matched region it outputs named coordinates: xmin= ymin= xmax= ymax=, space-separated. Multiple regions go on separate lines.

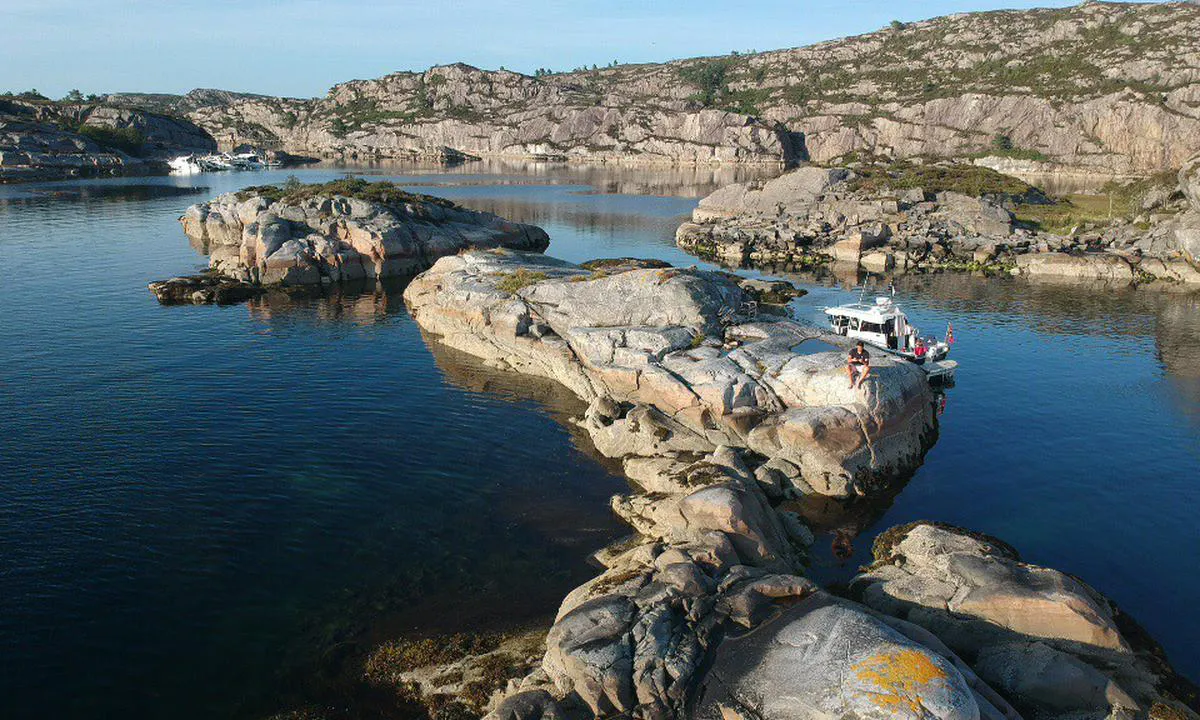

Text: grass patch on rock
xmin=79 ymin=125 xmax=146 ymax=156
xmin=494 ymin=269 xmax=549 ymax=294
xmin=1014 ymin=173 xmax=1179 ymax=234
xmin=236 ymin=178 xmax=459 ymax=210
xmin=847 ymin=160 xmax=1040 ymax=200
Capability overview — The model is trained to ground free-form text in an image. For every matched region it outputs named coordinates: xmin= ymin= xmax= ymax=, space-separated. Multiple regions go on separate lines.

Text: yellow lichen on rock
xmin=852 ymin=649 xmax=949 ymax=713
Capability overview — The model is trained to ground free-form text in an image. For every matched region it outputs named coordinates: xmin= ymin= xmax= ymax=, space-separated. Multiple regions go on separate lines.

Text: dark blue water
xmin=1 ymin=165 xmax=1197 ymax=719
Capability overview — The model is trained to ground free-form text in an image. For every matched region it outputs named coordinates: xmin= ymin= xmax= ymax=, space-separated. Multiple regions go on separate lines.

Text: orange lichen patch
xmin=851 ymin=649 xmax=949 ymax=714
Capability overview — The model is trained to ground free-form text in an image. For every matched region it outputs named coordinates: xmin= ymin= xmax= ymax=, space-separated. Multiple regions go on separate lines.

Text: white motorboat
xmin=197 ymin=154 xmax=232 ymax=171
xmin=228 ymin=152 xmax=264 ymax=169
xmin=824 ymin=294 xmax=958 ymax=383
xmin=170 ymin=151 xmax=275 ymax=174
xmin=167 ymin=154 xmax=203 ymax=175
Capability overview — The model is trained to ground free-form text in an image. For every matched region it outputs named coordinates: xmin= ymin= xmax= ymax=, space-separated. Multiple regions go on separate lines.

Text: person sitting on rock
xmin=848 ymin=341 xmax=871 ymax=389
xmin=913 ymin=337 xmax=928 ymax=365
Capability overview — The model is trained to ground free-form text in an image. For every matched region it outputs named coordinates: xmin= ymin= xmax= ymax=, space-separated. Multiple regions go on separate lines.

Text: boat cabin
xmin=824 ymin=295 xmax=956 ymax=382
xmin=825 ymin=297 xmax=917 ymax=352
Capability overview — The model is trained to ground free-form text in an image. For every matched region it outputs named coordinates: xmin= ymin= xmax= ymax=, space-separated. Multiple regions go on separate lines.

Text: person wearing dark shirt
xmin=848 ymin=341 xmax=871 ymax=389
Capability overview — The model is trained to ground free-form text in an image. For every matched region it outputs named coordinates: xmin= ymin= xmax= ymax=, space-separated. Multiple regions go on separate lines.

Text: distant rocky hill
xmin=0 ymin=97 xmax=215 ymax=181
xmin=153 ymin=1 xmax=1199 ymax=174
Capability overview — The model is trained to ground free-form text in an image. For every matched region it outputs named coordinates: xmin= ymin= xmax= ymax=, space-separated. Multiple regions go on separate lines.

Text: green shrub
xmin=79 ymin=125 xmax=145 ymax=155
xmin=679 ymin=59 xmax=734 ymax=108
xmin=847 ymin=160 xmax=1038 ymax=199
xmin=236 ymin=178 xmax=459 ymax=210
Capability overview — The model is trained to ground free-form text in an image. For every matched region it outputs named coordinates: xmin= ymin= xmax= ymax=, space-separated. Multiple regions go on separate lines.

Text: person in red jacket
xmin=913 ymin=337 xmax=928 ymax=365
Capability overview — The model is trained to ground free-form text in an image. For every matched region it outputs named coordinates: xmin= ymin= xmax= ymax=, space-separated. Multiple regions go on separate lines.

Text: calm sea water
xmin=1 ymin=163 xmax=1197 ymax=718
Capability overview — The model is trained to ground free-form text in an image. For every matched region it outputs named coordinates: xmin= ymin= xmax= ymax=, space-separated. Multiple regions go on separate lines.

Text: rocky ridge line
xmin=119 ymin=2 xmax=1200 ymax=174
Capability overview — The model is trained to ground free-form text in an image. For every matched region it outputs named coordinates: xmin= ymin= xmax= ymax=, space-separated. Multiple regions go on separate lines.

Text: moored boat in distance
xmin=824 ymin=294 xmax=958 ymax=383
xmin=228 ymin=152 xmax=263 ymax=169
xmin=169 ymin=151 xmax=278 ymax=174
xmin=167 ymin=154 xmax=202 ymax=175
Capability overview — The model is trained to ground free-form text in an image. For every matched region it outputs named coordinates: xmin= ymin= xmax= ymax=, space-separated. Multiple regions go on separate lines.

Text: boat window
xmin=859 ymin=321 xmax=884 ymax=333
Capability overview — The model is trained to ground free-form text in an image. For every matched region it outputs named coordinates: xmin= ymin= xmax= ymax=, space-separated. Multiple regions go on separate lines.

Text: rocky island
xmin=403 ymin=250 xmax=935 ymax=497
xmin=378 ymin=248 xmax=1199 ymax=720
xmin=148 ymin=179 xmax=550 ymax=304
xmin=677 ymin=157 xmax=1200 ymax=289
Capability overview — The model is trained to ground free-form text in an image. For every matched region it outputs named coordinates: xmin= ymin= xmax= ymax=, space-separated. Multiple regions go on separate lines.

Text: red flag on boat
xmin=946 ymin=322 xmax=955 ymax=345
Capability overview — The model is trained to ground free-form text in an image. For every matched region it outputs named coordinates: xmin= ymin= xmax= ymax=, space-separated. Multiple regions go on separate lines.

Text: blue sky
xmin=3 ymin=0 xmax=1104 ymax=99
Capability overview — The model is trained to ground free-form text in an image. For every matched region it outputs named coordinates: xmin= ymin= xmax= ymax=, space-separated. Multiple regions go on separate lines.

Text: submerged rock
xmin=147 ymin=273 xmax=263 ymax=305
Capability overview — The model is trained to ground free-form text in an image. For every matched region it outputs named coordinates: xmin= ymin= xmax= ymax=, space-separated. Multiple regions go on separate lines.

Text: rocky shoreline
xmin=676 ymin=159 xmax=1200 ymax=290
xmin=0 ymin=97 xmax=216 ymax=183
xmin=390 ymin=249 xmax=1198 ymax=720
xmin=403 ymin=251 xmax=936 ymax=498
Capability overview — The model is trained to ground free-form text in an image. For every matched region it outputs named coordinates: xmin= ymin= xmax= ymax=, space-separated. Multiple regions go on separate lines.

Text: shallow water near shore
xmin=1 ymin=163 xmax=1198 ymax=718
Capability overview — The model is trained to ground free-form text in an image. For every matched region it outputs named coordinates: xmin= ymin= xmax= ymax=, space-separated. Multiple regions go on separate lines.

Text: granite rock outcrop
xmin=853 ymin=522 xmax=1199 ymax=719
xmin=402 ymin=250 xmax=937 ymax=496
xmin=677 ymin=164 xmax=1200 ymax=289
xmin=160 ymin=181 xmax=549 ymax=296
xmin=0 ymin=97 xmax=215 ymax=182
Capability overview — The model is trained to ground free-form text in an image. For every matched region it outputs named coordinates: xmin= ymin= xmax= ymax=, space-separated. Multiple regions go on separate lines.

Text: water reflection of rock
xmin=241 ymin=278 xmax=409 ymax=325
xmin=323 ymin=157 xmax=781 ymax=198
xmin=449 ymin=196 xmax=685 ymax=238
xmin=421 ymin=328 xmax=626 ymax=479
xmin=1156 ymin=293 xmax=1200 ymax=425
xmin=774 ymin=263 xmax=1195 ymax=342
xmin=0 ymin=183 xmax=207 ymax=207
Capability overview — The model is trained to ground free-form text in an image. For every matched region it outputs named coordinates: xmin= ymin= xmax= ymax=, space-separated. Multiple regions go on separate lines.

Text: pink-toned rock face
xmin=1015 ymin=252 xmax=1137 ymax=283
xmin=403 ymin=250 xmax=936 ymax=499
xmin=847 ymin=523 xmax=1200 ymax=717
xmin=1180 ymin=154 xmax=1200 ymax=210
xmin=856 ymin=523 xmax=1130 ymax=654
xmin=177 ymin=188 xmax=549 ymax=286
